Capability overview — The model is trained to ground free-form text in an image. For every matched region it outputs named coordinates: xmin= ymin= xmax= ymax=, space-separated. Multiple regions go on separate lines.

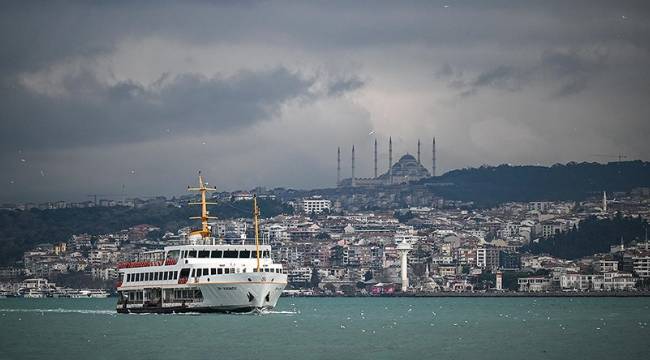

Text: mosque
xmin=337 ymin=137 xmax=436 ymax=187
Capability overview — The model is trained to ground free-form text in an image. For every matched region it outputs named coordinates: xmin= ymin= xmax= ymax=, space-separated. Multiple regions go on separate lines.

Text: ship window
xmin=203 ymin=268 xmax=209 ymax=276
xmin=211 ymin=268 xmax=216 ymax=275
xmin=191 ymin=269 xmax=196 ymax=277
xmin=173 ymin=271 xmax=178 ymax=280
xmin=164 ymin=272 xmax=168 ymax=280
xmin=211 ymin=250 xmax=222 ymax=258
xmin=224 ymin=268 xmax=230 ymax=274
xmin=231 ymin=268 xmax=235 ymax=274
xmin=180 ymin=268 xmax=190 ymax=278
xmin=154 ymin=272 xmax=159 ymax=281
xmin=167 ymin=250 xmax=180 ymax=261
xmin=180 ymin=251 xmax=185 ymax=258
xmin=198 ymin=250 xmax=210 ymax=258
xmin=188 ymin=250 xmax=197 ymax=258
xmin=262 ymin=250 xmax=270 ymax=258
xmin=239 ymin=250 xmax=251 ymax=258
xmin=223 ymin=250 xmax=238 ymax=258
xmin=217 ymin=268 xmax=223 ymax=274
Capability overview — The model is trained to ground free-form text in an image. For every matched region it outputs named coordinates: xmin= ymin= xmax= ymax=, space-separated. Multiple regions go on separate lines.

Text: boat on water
xmin=68 ymin=289 xmax=110 ymax=298
xmin=115 ymin=174 xmax=287 ymax=313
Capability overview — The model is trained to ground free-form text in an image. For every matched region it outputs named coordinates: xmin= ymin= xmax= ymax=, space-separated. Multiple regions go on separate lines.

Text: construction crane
xmin=591 ymin=154 xmax=628 ymax=162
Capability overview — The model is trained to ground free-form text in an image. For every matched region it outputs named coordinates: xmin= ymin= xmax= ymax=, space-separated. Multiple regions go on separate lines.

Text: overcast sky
xmin=2 ymin=1 xmax=649 ymax=202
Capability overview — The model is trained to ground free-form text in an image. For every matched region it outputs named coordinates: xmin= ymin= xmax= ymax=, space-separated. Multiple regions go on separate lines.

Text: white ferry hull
xmin=117 ymin=273 xmax=287 ymax=314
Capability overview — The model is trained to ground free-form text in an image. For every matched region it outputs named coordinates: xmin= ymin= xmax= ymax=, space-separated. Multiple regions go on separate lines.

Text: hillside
xmin=528 ymin=214 xmax=648 ymax=259
xmin=417 ymin=161 xmax=650 ymax=206
xmin=0 ymin=199 xmax=291 ymax=265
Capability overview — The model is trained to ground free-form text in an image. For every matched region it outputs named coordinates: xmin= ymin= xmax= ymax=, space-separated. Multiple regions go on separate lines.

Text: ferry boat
xmin=115 ymin=174 xmax=287 ymax=313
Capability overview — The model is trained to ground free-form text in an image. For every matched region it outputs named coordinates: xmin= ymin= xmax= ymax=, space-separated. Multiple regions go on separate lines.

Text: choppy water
xmin=1 ymin=297 xmax=649 ymax=360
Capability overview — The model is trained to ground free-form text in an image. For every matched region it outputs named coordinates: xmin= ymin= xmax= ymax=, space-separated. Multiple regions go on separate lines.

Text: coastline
xmin=283 ymin=291 xmax=650 ymax=298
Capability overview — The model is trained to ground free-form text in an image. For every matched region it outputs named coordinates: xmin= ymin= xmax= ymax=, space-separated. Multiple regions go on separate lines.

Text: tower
xmin=496 ymin=271 xmax=503 ymax=291
xmin=417 ymin=139 xmax=421 ymax=164
xmin=432 ymin=137 xmax=436 ymax=177
xmin=389 ymin=137 xmax=393 ymax=184
xmin=337 ymin=147 xmax=341 ymax=186
xmin=351 ymin=145 xmax=356 ymax=187
xmin=602 ymin=191 xmax=607 ymax=212
xmin=374 ymin=139 xmax=378 ymax=178
xmin=397 ymin=241 xmax=412 ymax=291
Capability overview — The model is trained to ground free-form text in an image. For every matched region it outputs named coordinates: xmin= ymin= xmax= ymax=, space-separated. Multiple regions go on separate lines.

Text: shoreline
xmin=282 ymin=291 xmax=650 ymax=298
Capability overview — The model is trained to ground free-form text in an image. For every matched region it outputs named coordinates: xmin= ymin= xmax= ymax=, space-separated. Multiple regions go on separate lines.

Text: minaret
xmin=351 ymin=145 xmax=356 ymax=187
xmin=337 ymin=147 xmax=341 ymax=186
xmin=417 ymin=139 xmax=421 ymax=164
xmin=374 ymin=139 xmax=378 ymax=178
xmin=432 ymin=137 xmax=436 ymax=177
xmin=602 ymin=191 xmax=607 ymax=212
xmin=389 ymin=137 xmax=393 ymax=184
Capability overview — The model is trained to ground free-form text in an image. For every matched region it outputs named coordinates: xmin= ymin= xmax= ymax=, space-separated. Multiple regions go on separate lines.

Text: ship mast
xmin=188 ymin=171 xmax=217 ymax=239
xmin=253 ymin=194 xmax=261 ymax=272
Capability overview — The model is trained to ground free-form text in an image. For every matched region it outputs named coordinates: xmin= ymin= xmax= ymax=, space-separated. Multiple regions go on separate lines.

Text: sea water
xmin=1 ymin=297 xmax=649 ymax=359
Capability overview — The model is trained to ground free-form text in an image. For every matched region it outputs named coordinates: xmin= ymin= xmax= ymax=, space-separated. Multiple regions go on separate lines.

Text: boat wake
xmin=0 ymin=308 xmax=115 ymax=315
xmin=258 ymin=309 xmax=298 ymax=315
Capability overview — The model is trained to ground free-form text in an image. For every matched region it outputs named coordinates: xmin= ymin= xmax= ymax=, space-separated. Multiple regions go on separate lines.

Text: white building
xmin=300 ymin=196 xmax=332 ymax=214
xmin=633 ymin=256 xmax=650 ymax=278
xmin=593 ymin=260 xmax=619 ymax=273
xmin=518 ymin=277 xmax=552 ymax=292
xmin=287 ymin=267 xmax=312 ymax=284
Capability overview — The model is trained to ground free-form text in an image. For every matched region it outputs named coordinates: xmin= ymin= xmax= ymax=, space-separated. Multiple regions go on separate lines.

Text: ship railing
xmin=190 ymin=238 xmax=272 ymax=246
xmin=117 ymin=258 xmax=178 ymax=269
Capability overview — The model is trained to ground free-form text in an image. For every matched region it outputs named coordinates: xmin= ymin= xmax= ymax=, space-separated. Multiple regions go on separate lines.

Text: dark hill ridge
xmin=417 ymin=160 xmax=650 ymax=205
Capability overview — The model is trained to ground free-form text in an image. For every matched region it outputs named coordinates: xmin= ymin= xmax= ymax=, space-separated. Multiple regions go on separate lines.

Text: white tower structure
xmin=397 ymin=241 xmax=412 ymax=291
xmin=496 ymin=270 xmax=503 ymax=291
xmin=602 ymin=191 xmax=607 ymax=212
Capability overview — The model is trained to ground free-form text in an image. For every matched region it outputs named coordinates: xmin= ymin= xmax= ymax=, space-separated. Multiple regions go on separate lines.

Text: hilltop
xmin=417 ymin=160 xmax=650 ymax=206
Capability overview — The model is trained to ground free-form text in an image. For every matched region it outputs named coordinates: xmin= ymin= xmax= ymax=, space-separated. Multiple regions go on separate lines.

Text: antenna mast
xmin=254 ymin=194 xmax=261 ymax=272
xmin=187 ymin=171 xmax=217 ymax=239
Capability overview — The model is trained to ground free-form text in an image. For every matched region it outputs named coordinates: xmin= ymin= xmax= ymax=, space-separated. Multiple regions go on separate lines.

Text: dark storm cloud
xmin=327 ymin=76 xmax=365 ymax=96
xmin=0 ymin=68 xmax=313 ymax=151
xmin=445 ymin=49 xmax=608 ymax=97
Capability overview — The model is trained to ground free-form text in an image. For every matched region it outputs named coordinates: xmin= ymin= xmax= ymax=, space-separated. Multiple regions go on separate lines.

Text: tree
xmin=323 ymin=283 xmax=336 ymax=293
xmin=310 ymin=267 xmax=320 ymax=289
